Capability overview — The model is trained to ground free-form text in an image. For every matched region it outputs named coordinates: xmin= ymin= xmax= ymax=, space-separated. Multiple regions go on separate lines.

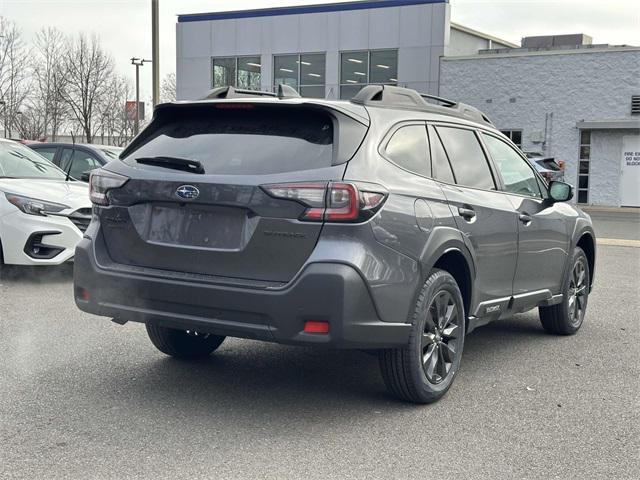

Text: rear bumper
xmin=73 ymin=237 xmax=411 ymax=349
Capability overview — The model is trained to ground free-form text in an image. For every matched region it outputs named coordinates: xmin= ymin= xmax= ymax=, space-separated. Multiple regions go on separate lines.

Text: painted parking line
xmin=597 ymin=238 xmax=640 ymax=248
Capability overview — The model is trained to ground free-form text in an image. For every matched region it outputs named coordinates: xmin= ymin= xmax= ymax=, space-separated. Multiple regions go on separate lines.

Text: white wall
xmin=176 ymin=1 xmax=449 ymax=100
xmin=440 ymin=48 xmax=640 ymax=206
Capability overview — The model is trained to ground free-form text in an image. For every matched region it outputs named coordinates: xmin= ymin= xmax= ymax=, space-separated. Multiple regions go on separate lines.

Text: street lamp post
xmin=130 ymin=57 xmax=151 ymax=135
xmin=151 ymin=0 xmax=160 ymax=106
xmin=0 ymin=100 xmax=6 ymax=139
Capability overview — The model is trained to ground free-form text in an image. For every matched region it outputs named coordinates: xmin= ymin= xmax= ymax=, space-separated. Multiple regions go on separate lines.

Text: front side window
xmin=384 ymin=124 xmax=430 ymax=177
xmin=0 ymin=142 xmax=66 ymax=180
xmin=60 ymin=149 xmax=102 ymax=180
xmin=482 ymin=133 xmax=541 ymax=198
xmin=212 ymin=56 xmax=261 ymax=90
xmin=340 ymin=49 xmax=397 ymax=99
xmin=273 ymin=53 xmax=326 ymax=98
xmin=436 ymin=126 xmax=495 ymax=190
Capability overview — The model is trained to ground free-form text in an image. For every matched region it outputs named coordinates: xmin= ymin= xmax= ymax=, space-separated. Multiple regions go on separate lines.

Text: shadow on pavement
xmin=77 ymin=313 xmax=552 ymax=416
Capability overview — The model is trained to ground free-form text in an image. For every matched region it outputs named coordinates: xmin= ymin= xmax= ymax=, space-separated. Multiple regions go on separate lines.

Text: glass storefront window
xmin=273 ymin=53 xmax=326 ymax=98
xmin=340 ymin=49 xmax=397 ymax=99
xmin=212 ymin=56 xmax=261 ymax=90
xmin=213 ymin=57 xmax=236 ymax=89
xmin=237 ymin=56 xmax=262 ymax=90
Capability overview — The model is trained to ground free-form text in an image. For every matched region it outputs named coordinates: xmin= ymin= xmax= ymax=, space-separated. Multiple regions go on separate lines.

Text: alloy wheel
xmin=421 ymin=290 xmax=461 ymax=384
xmin=568 ymin=259 xmax=588 ymax=326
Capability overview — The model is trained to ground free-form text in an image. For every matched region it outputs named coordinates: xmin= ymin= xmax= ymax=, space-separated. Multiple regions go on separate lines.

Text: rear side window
xmin=123 ymin=106 xmax=334 ymax=175
xmin=384 ymin=124 xmax=430 ymax=177
xmin=33 ymin=147 xmax=58 ymax=162
xmin=429 ymin=126 xmax=455 ymax=184
xmin=436 ymin=126 xmax=495 ymax=190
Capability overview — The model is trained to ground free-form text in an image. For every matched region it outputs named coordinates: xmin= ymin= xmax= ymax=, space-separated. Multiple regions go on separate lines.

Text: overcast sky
xmin=1 ymin=0 xmax=638 ymax=101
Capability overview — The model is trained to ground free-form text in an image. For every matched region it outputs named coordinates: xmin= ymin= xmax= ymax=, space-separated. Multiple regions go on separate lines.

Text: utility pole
xmin=151 ymin=0 xmax=160 ymax=106
xmin=130 ymin=57 xmax=151 ymax=135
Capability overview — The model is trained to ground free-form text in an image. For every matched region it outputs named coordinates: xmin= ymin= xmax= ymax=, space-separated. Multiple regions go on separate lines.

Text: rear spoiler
xmin=121 ymin=99 xmax=370 ymax=167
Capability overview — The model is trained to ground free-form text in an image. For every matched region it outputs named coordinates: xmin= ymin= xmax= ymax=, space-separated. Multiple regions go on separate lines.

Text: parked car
xmin=0 ymin=139 xmax=92 ymax=269
xmin=525 ymin=152 xmax=565 ymax=182
xmin=28 ymin=143 xmax=123 ymax=182
xmin=74 ymin=85 xmax=595 ymax=404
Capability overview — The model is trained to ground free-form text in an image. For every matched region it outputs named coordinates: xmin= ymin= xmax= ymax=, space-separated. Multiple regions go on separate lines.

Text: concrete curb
xmin=597 ymin=238 xmax=640 ymax=248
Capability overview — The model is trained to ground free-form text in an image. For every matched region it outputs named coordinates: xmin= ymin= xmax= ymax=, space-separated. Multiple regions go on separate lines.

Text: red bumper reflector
xmin=78 ymin=288 xmax=90 ymax=301
xmin=304 ymin=321 xmax=330 ymax=334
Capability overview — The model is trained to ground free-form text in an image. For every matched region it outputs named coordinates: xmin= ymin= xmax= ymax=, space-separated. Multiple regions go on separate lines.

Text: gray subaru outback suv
xmin=74 ymin=85 xmax=595 ymax=403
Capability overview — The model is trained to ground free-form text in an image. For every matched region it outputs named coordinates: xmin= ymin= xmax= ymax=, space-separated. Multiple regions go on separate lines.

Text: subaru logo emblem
xmin=176 ymin=185 xmax=200 ymax=200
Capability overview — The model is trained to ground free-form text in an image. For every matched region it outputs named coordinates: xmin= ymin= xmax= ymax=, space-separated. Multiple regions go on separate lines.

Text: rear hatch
xmin=100 ymin=101 xmax=368 ymax=284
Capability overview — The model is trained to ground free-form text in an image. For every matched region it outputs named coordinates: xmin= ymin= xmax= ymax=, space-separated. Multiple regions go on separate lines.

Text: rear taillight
xmin=262 ymin=181 xmax=386 ymax=223
xmin=89 ymin=170 xmax=129 ymax=206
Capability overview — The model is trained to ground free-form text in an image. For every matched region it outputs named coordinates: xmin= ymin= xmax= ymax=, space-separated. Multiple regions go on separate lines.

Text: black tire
xmin=539 ymin=247 xmax=590 ymax=335
xmin=0 ymin=236 xmax=4 ymax=277
xmin=379 ymin=269 xmax=466 ymax=404
xmin=146 ymin=322 xmax=225 ymax=359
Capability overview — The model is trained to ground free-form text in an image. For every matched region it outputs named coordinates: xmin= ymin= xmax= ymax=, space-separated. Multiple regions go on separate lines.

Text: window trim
xmin=378 ymin=120 xmax=431 ymax=179
xmin=272 ymin=52 xmax=327 ymax=96
xmin=478 ymin=131 xmax=544 ymax=199
xmin=212 ymin=55 xmax=262 ymax=90
xmin=339 ymin=48 xmax=398 ymax=100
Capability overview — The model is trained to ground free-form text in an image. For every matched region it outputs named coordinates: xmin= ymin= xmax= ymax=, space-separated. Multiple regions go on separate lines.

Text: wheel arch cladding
xmin=431 ymin=249 xmax=473 ymax=323
xmin=576 ymin=232 xmax=595 ymax=290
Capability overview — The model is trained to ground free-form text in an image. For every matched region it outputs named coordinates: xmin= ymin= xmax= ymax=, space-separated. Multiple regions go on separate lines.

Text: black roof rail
xmin=201 ymin=84 xmax=301 ymax=100
xmin=351 ymin=85 xmax=493 ymax=127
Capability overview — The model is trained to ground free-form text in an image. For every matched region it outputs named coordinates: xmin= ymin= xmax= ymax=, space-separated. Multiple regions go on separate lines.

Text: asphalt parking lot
xmin=1 ymin=243 xmax=638 ymax=480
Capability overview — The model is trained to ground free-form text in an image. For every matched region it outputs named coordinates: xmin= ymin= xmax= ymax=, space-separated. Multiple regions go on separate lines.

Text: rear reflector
xmin=77 ymin=287 xmax=90 ymax=301
xmin=303 ymin=321 xmax=330 ymax=334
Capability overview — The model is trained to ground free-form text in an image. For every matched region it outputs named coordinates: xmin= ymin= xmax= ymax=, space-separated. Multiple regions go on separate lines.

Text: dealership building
xmin=175 ymin=0 xmax=640 ymax=207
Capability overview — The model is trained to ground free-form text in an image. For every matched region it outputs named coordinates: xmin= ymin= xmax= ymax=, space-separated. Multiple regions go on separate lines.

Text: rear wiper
xmin=135 ymin=156 xmax=205 ymax=174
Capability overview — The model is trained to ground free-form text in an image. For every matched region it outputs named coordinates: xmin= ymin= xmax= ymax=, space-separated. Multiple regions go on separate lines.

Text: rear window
xmin=537 ymin=159 xmax=561 ymax=171
xmin=122 ymin=106 xmax=334 ymax=175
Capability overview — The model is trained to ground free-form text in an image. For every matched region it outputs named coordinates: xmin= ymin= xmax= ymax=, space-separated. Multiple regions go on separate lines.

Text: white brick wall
xmin=440 ymin=48 xmax=640 ymax=206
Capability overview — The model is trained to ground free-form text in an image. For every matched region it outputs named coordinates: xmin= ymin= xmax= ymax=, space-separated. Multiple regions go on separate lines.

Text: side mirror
xmin=548 ymin=181 xmax=573 ymax=203
xmin=80 ymin=170 xmax=92 ymax=182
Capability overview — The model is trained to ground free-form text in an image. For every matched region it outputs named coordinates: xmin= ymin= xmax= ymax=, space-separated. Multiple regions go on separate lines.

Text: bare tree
xmin=161 ymin=72 xmax=177 ymax=102
xmin=0 ymin=17 xmax=30 ymax=138
xmin=14 ymin=105 xmax=46 ymax=140
xmin=61 ymin=33 xmax=114 ymax=143
xmin=33 ymin=27 xmax=68 ymax=141
xmin=97 ymin=73 xmax=135 ymax=145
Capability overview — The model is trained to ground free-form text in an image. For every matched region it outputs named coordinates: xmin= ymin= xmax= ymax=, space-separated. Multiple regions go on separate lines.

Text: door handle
xmin=458 ymin=207 xmax=476 ymax=221
xmin=519 ymin=213 xmax=533 ymax=224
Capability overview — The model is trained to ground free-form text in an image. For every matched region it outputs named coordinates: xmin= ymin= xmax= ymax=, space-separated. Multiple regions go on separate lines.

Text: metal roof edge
xmin=450 ymin=22 xmax=519 ymax=49
xmin=442 ymin=46 xmax=640 ymax=61
xmin=178 ymin=0 xmax=447 ymax=23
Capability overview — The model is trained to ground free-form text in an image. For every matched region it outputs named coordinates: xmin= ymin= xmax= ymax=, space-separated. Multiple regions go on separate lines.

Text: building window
xmin=340 ymin=49 xmax=398 ymax=100
xmin=212 ymin=56 xmax=261 ymax=90
xmin=500 ymin=130 xmax=523 ymax=148
xmin=577 ymin=130 xmax=591 ymax=204
xmin=273 ymin=53 xmax=326 ymax=98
